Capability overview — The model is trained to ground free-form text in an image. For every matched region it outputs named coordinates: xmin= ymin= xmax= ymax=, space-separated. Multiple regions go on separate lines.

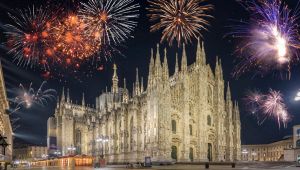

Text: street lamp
xmin=67 ymin=145 xmax=76 ymax=156
xmin=96 ymin=136 xmax=109 ymax=158
xmin=54 ymin=150 xmax=61 ymax=157
xmin=0 ymin=135 xmax=9 ymax=156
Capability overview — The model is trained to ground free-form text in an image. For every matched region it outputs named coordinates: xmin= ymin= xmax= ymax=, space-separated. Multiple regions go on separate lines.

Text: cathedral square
xmin=2 ymin=0 xmax=300 ymax=169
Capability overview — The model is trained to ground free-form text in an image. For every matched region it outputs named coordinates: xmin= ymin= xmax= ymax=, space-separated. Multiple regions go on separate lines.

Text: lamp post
xmin=96 ymin=136 xmax=109 ymax=158
xmin=54 ymin=150 xmax=61 ymax=157
xmin=0 ymin=135 xmax=10 ymax=170
xmin=67 ymin=145 xmax=76 ymax=156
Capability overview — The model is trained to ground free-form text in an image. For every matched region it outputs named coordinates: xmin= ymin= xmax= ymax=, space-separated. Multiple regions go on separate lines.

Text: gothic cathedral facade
xmin=47 ymin=41 xmax=241 ymax=163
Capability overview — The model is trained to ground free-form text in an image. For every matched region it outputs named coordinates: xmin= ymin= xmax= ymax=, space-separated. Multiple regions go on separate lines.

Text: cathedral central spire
xmin=112 ymin=64 xmax=119 ymax=93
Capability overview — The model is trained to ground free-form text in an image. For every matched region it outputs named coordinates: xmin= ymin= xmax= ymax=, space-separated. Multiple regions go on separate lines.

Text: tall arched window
xmin=207 ymin=115 xmax=212 ymax=126
xmin=208 ymin=86 xmax=213 ymax=104
xmin=189 ymin=125 xmax=193 ymax=136
xmin=172 ymin=120 xmax=176 ymax=134
xmin=171 ymin=146 xmax=177 ymax=160
xmin=75 ymin=130 xmax=81 ymax=154
xmin=130 ymin=117 xmax=134 ymax=151
xmin=189 ymin=147 xmax=194 ymax=162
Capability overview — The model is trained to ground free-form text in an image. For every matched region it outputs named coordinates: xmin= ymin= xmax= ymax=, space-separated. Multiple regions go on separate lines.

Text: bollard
xmin=232 ymin=163 xmax=235 ymax=168
xmin=205 ymin=162 xmax=209 ymax=169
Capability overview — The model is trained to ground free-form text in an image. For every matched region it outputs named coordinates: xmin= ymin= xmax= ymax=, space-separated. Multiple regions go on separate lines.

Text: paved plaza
xmin=8 ymin=162 xmax=300 ymax=170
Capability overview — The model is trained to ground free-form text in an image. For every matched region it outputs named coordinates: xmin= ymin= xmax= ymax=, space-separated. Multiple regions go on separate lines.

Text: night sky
xmin=1 ymin=0 xmax=300 ymax=146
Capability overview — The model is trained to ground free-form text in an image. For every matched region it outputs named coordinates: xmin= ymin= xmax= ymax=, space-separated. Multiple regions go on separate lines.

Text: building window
xmin=189 ymin=147 xmax=194 ymax=162
xmin=207 ymin=115 xmax=212 ymax=126
xmin=172 ymin=120 xmax=177 ymax=134
xmin=297 ymin=129 xmax=300 ymax=138
xmin=171 ymin=146 xmax=177 ymax=161
xmin=189 ymin=125 xmax=193 ymax=136
xmin=296 ymin=140 xmax=300 ymax=148
xmin=208 ymin=86 xmax=213 ymax=104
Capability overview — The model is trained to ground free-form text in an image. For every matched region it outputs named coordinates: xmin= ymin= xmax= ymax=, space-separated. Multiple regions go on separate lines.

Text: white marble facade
xmin=48 ymin=41 xmax=241 ymax=163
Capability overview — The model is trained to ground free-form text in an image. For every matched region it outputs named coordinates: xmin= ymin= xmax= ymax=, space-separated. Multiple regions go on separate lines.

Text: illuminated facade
xmin=241 ymin=138 xmax=293 ymax=161
xmin=48 ymin=41 xmax=241 ymax=163
xmin=14 ymin=146 xmax=48 ymax=161
xmin=0 ymin=62 xmax=12 ymax=162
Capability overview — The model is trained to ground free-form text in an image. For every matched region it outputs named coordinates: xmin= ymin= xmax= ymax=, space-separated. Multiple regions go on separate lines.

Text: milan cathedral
xmin=47 ymin=41 xmax=241 ymax=163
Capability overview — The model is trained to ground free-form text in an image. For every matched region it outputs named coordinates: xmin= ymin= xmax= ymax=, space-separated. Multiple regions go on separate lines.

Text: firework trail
xmin=244 ymin=89 xmax=290 ymax=128
xmin=12 ymin=81 xmax=56 ymax=112
xmin=244 ymin=90 xmax=263 ymax=114
xmin=228 ymin=0 xmax=300 ymax=78
xmin=148 ymin=0 xmax=213 ymax=46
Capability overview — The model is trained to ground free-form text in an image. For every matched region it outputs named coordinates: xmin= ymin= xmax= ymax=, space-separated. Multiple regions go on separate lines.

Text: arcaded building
xmin=47 ymin=41 xmax=241 ymax=163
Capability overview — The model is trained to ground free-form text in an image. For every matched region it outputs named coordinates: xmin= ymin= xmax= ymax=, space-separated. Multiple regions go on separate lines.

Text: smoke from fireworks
xmin=229 ymin=0 xmax=300 ymax=78
xmin=12 ymin=81 xmax=56 ymax=112
xmin=148 ymin=0 xmax=213 ymax=46
xmin=244 ymin=89 xmax=290 ymax=128
xmin=3 ymin=6 xmax=56 ymax=69
xmin=79 ymin=0 xmax=140 ymax=46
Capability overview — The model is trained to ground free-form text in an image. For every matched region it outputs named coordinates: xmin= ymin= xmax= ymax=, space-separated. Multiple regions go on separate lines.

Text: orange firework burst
xmin=148 ymin=0 xmax=213 ymax=46
xmin=4 ymin=6 xmax=56 ymax=68
xmin=53 ymin=14 xmax=100 ymax=64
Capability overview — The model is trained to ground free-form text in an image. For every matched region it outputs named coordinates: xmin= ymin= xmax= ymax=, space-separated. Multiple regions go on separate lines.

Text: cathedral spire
xmin=181 ymin=44 xmax=187 ymax=72
xmin=148 ymin=49 xmax=155 ymax=88
xmin=135 ymin=68 xmax=140 ymax=96
xmin=155 ymin=44 xmax=162 ymax=77
xmin=123 ymin=78 xmax=127 ymax=90
xmin=56 ymin=96 xmax=60 ymax=108
xmin=226 ymin=82 xmax=232 ymax=102
xmin=218 ymin=58 xmax=223 ymax=79
xmin=82 ymin=92 xmax=85 ymax=106
xmin=141 ymin=77 xmax=144 ymax=93
xmin=112 ymin=64 xmax=119 ymax=93
xmin=67 ymin=88 xmax=70 ymax=103
xmin=235 ymin=101 xmax=240 ymax=122
xmin=132 ymin=84 xmax=136 ymax=97
xmin=196 ymin=38 xmax=206 ymax=65
xmin=163 ymin=48 xmax=169 ymax=80
xmin=123 ymin=78 xmax=128 ymax=103
xmin=175 ymin=53 xmax=179 ymax=74
xmin=61 ymin=87 xmax=65 ymax=103
xmin=215 ymin=56 xmax=220 ymax=77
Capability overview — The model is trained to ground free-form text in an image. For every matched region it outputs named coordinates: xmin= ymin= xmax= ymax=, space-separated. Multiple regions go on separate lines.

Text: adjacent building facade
xmin=47 ymin=42 xmax=241 ymax=163
xmin=241 ymin=137 xmax=293 ymax=161
xmin=284 ymin=125 xmax=300 ymax=162
xmin=242 ymin=125 xmax=300 ymax=162
xmin=0 ymin=62 xmax=12 ymax=162
xmin=14 ymin=146 xmax=48 ymax=161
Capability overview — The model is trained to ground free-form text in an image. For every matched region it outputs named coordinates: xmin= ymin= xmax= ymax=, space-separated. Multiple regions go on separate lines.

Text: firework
xmin=244 ymin=90 xmax=263 ymax=114
xmin=13 ymin=81 xmax=57 ymax=111
xmin=148 ymin=0 xmax=213 ymax=46
xmin=229 ymin=0 xmax=300 ymax=77
xmin=244 ymin=89 xmax=290 ymax=128
xmin=79 ymin=0 xmax=139 ymax=46
xmin=53 ymin=14 xmax=100 ymax=63
xmin=4 ymin=6 xmax=56 ymax=68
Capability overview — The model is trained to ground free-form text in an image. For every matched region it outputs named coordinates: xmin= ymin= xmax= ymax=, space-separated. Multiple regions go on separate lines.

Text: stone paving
xmin=7 ymin=162 xmax=300 ymax=170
